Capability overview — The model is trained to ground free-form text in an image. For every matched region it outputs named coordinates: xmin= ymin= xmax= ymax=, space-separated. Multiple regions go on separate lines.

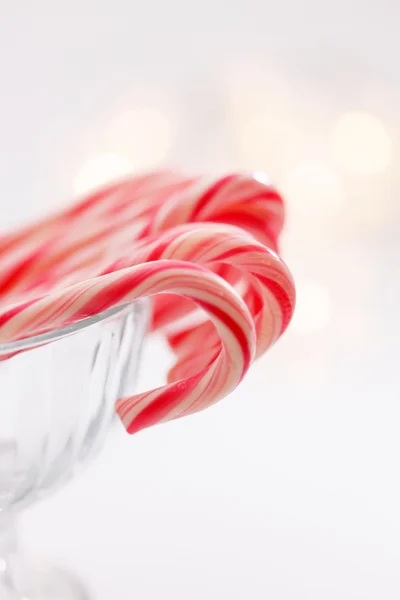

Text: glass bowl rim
xmin=0 ymin=303 xmax=138 ymax=355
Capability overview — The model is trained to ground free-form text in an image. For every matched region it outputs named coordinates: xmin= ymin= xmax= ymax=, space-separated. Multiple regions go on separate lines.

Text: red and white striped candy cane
xmin=0 ymin=171 xmax=295 ymax=434
xmin=0 ymin=173 xmax=283 ymax=299
xmin=0 ymin=260 xmax=256 ymax=434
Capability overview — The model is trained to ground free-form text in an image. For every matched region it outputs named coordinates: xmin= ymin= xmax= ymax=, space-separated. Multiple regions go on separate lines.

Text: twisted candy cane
xmin=4 ymin=172 xmax=286 ymax=370
xmin=0 ymin=172 xmax=295 ymax=434
xmin=0 ymin=173 xmax=283 ymax=298
xmin=103 ymin=223 xmax=293 ymax=354
xmin=0 ymin=260 xmax=255 ymax=433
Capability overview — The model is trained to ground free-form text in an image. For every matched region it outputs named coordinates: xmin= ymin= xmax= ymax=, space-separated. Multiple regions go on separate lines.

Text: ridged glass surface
xmin=0 ymin=301 xmax=147 ymax=513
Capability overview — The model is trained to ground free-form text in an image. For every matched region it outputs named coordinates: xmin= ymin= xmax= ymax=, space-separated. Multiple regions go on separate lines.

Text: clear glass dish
xmin=0 ymin=300 xmax=148 ymax=599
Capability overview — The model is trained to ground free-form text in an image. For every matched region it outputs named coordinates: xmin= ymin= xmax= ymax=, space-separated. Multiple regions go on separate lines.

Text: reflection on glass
xmin=0 ymin=302 xmax=147 ymax=599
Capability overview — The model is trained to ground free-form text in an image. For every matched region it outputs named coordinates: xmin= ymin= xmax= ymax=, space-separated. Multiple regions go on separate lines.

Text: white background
xmin=1 ymin=2 xmax=400 ymax=598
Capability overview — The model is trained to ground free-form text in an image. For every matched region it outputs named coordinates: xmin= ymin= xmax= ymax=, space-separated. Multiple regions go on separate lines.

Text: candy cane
xmin=0 ymin=171 xmax=295 ymax=435
xmin=0 ymin=260 xmax=256 ymax=433
xmin=0 ymin=173 xmax=283 ymax=299
xmin=0 ymin=172 xmax=287 ymax=375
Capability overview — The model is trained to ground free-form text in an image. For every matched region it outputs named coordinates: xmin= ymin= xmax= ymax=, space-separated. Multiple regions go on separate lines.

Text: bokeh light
xmin=103 ymin=106 xmax=174 ymax=170
xmin=74 ymin=105 xmax=175 ymax=195
xmin=222 ymin=60 xmax=300 ymax=175
xmin=74 ymin=154 xmax=133 ymax=196
xmin=282 ymin=161 xmax=344 ymax=224
xmin=290 ymin=281 xmax=332 ymax=334
xmin=240 ymin=114 xmax=294 ymax=171
xmin=330 ymin=111 xmax=392 ymax=175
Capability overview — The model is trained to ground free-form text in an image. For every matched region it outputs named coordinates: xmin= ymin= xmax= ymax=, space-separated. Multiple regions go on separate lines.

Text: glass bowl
xmin=0 ymin=300 xmax=148 ymax=599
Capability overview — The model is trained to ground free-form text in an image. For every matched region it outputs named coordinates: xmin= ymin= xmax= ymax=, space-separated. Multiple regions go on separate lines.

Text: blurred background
xmin=1 ymin=2 xmax=400 ymax=598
